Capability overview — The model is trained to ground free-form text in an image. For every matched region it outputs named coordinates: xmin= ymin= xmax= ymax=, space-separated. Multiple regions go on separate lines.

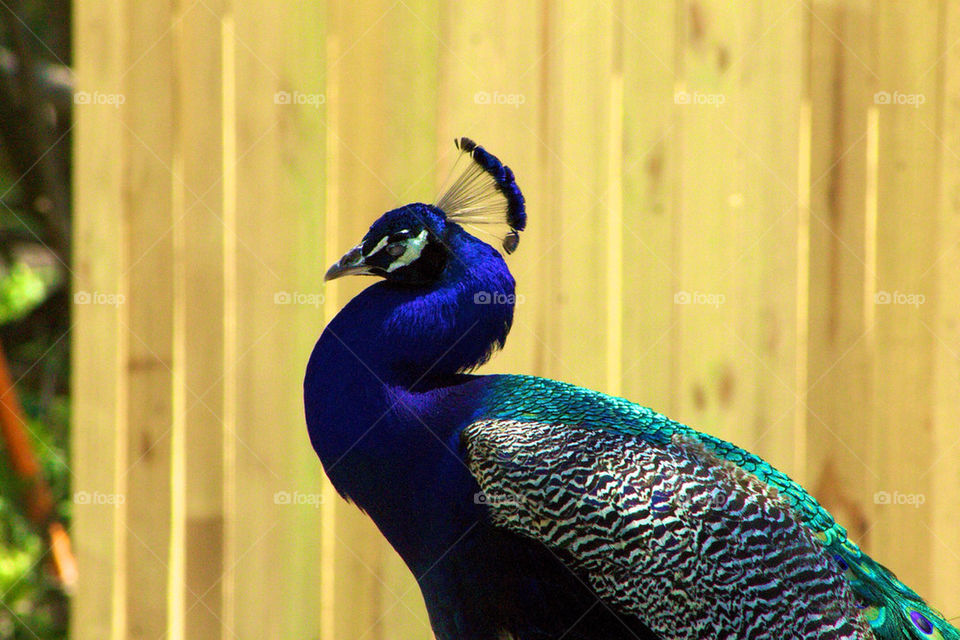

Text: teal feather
xmin=475 ymin=373 xmax=960 ymax=640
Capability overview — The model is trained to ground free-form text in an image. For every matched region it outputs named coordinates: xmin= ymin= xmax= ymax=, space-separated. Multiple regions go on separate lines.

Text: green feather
xmin=477 ymin=374 xmax=960 ymax=640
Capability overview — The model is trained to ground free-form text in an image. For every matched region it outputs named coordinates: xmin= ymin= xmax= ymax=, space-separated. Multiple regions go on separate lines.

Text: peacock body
xmin=304 ymin=138 xmax=959 ymax=640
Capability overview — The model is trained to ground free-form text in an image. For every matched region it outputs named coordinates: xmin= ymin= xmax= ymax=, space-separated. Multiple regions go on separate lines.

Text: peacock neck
xmin=305 ymin=225 xmax=514 ymax=465
xmin=303 ymin=228 xmax=515 ymax=564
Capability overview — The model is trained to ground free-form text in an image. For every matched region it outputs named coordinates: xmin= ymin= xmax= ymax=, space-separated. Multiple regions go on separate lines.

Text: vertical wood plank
xmin=873 ymin=0 xmax=944 ymax=600
xmin=323 ymin=1 xmax=437 ymax=638
xmin=176 ymin=1 xmax=225 ymax=637
xmin=322 ymin=4 xmax=393 ymax=637
xmin=872 ymin=0 xmax=940 ymax=599
xmin=740 ymin=1 xmax=805 ymax=476
xmin=368 ymin=3 xmax=439 ymax=637
xmin=533 ymin=0 xmax=564 ymax=382
xmin=805 ymin=0 xmax=877 ymax=549
xmin=278 ymin=3 xmax=331 ymax=636
xmin=71 ymin=2 xmax=126 ymax=638
xmin=672 ymin=1 xmax=804 ymax=477
xmin=674 ymin=0 xmax=745 ymax=443
xmin=436 ymin=0 xmax=543 ymax=380
xmin=228 ymin=1 xmax=326 ymax=638
xmin=544 ymin=1 xmax=614 ymax=391
xmin=619 ymin=0 xmax=679 ymax=413
xmin=121 ymin=2 xmax=177 ymax=638
xmin=674 ymin=1 xmax=755 ymax=447
xmin=930 ymin=0 xmax=960 ymax=609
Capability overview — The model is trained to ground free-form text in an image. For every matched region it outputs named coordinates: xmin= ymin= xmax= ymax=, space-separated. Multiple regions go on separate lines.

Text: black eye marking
xmin=385 ymin=243 xmax=406 ymax=258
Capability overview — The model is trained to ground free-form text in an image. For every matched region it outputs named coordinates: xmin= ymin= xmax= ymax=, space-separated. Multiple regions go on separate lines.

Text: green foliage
xmin=0 ymin=238 xmax=70 ymax=640
xmin=2 ymin=2 xmax=74 ymax=637
xmin=0 ymin=400 xmax=69 ymax=640
xmin=0 ymin=263 xmax=53 ymax=326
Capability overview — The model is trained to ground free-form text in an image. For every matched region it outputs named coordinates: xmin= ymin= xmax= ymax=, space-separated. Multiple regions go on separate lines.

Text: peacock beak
xmin=324 ymin=244 xmax=373 ymax=281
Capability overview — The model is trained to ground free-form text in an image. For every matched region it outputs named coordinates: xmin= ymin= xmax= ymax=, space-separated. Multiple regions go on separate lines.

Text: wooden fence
xmin=73 ymin=1 xmax=960 ymax=638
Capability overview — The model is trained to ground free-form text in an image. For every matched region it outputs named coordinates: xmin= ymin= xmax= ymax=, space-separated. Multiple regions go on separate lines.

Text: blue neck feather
xmin=303 ymin=221 xmax=515 ymax=566
xmin=311 ymin=220 xmax=514 ymax=389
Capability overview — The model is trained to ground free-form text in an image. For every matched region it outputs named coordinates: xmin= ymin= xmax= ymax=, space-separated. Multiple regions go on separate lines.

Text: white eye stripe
xmin=364 ymin=228 xmax=414 ymax=258
xmin=385 ymin=229 xmax=429 ymax=272
xmin=364 ymin=236 xmax=390 ymax=257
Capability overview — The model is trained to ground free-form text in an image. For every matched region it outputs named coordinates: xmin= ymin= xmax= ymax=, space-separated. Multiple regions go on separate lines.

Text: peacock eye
xmin=385 ymin=242 xmax=406 ymax=258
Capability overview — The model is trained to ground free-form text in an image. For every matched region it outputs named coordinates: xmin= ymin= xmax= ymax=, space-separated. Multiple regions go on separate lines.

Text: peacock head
xmin=324 ymin=138 xmax=526 ymax=287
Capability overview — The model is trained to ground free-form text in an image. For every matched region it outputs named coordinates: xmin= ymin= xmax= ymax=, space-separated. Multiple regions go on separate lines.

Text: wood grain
xmin=71 ymin=2 xmax=960 ymax=635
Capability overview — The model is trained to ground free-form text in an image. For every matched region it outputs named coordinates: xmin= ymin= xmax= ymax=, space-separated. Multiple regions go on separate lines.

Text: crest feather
xmin=435 ymin=138 xmax=526 ymax=254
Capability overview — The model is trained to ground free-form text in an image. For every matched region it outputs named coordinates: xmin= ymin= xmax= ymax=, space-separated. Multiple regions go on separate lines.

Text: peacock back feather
xmin=470 ymin=374 xmax=960 ymax=640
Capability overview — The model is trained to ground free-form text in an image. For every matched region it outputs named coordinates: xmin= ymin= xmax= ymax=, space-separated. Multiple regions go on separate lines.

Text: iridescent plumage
xmin=468 ymin=375 xmax=960 ymax=639
xmin=305 ymin=138 xmax=959 ymax=640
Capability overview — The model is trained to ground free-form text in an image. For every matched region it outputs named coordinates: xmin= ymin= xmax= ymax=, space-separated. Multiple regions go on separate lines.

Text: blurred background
xmin=0 ymin=0 xmax=958 ymax=638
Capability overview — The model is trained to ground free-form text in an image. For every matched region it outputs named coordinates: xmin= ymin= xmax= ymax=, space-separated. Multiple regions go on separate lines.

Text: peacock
xmin=304 ymin=138 xmax=960 ymax=640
